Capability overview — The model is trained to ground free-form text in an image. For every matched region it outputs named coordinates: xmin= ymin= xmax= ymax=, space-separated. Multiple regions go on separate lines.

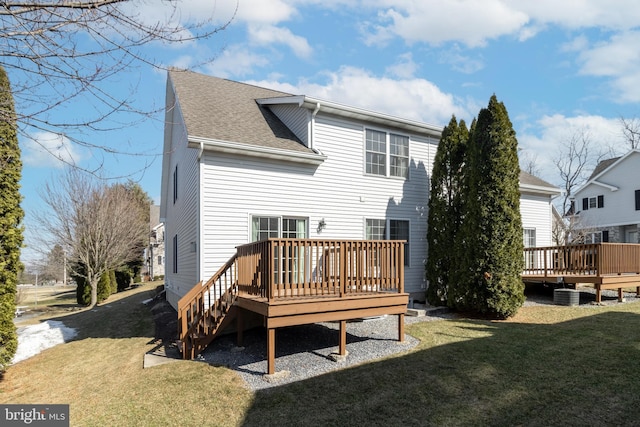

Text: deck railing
xmin=523 ymin=243 xmax=640 ymax=277
xmin=177 ymin=238 xmax=406 ymax=358
xmin=234 ymin=238 xmax=406 ymax=300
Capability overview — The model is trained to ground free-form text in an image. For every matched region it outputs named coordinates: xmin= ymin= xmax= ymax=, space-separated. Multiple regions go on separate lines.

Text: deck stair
xmin=177 ymin=254 xmax=239 ymax=359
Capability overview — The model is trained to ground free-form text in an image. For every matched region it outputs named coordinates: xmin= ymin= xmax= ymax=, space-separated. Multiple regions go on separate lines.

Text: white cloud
xmin=438 ymin=46 xmax=485 ymax=74
xmin=22 ymin=132 xmax=84 ymax=168
xmin=204 ymin=44 xmax=270 ymax=78
xmin=575 ymin=31 xmax=640 ymax=103
xmin=518 ymin=114 xmax=627 ymax=183
xmin=248 ymin=25 xmax=313 ymax=58
xmin=246 ymin=66 xmax=471 ymax=126
xmin=385 ymin=52 xmax=418 ymax=79
xmin=362 ymin=1 xmax=529 ymax=48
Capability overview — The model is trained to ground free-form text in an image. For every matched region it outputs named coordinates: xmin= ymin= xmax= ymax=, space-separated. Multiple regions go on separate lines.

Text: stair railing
xmin=177 ymin=254 xmax=239 ymax=359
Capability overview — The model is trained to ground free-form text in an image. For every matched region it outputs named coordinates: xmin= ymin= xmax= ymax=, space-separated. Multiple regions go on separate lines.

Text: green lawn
xmin=4 ymin=285 xmax=640 ymax=426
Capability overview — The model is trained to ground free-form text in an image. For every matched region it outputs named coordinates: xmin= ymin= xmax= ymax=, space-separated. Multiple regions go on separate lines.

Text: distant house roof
xmin=519 ymin=171 xmax=561 ymax=196
xmin=588 ymin=156 xmax=620 ymax=181
xmin=168 ymin=70 xmax=313 ymax=154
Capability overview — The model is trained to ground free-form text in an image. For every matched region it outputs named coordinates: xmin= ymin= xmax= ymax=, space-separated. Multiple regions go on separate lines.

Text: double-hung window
xmin=366 ymin=218 xmax=410 ymax=266
xmin=365 ymin=129 xmax=409 ymax=178
xmin=582 ymin=195 xmax=604 ymax=210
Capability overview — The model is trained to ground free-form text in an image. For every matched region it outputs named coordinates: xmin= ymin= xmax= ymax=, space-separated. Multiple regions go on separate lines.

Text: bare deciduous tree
xmin=554 ymin=129 xmax=595 ymax=218
xmin=1 ymin=1 xmax=235 ymax=171
xmin=36 ymin=170 xmax=148 ymax=306
xmin=619 ymin=116 xmax=640 ymax=150
xmin=519 ymin=150 xmax=542 ymax=177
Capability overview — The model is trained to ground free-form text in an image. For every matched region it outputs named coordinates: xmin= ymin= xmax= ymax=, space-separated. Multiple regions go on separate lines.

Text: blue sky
xmin=16 ymin=0 xmax=640 ymax=263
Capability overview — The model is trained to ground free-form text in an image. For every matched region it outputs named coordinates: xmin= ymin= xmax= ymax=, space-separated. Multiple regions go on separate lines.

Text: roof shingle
xmin=169 ymin=70 xmax=313 ymax=153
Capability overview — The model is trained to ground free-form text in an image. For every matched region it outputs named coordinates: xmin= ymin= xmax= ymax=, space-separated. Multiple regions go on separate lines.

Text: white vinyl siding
xmin=574 ymin=151 xmax=640 ymax=228
xmin=520 ymin=194 xmax=554 ymax=247
xmin=199 ymin=113 xmax=436 ymax=296
xmin=162 ymin=100 xmax=201 ymax=308
xmin=269 ymin=104 xmax=310 ymax=146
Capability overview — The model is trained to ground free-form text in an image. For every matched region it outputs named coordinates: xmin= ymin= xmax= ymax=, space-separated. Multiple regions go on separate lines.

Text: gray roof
xmin=588 ymin=156 xmax=620 ymax=180
xmin=168 ymin=70 xmax=313 ymax=153
xmin=519 ymin=170 xmax=558 ymax=190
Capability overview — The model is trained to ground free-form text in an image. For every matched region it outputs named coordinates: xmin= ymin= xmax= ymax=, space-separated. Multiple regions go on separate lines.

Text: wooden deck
xmin=177 ymin=239 xmax=408 ymax=374
xmin=522 ymin=243 xmax=640 ymax=302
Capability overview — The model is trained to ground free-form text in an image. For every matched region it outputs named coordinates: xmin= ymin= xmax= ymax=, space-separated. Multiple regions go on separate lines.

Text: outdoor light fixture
xmin=317 ymin=218 xmax=326 ymax=233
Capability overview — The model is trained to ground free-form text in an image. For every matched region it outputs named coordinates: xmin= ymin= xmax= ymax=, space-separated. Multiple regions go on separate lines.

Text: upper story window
xmin=172 ymin=165 xmax=178 ymax=204
xmin=635 ymin=189 xmax=640 ymax=211
xmin=582 ymin=195 xmax=603 ymax=211
xmin=365 ymin=129 xmax=409 ymax=178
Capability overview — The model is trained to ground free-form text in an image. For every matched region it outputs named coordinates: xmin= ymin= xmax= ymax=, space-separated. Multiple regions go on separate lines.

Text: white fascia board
xmin=519 ymin=183 xmax=562 ymax=196
xmin=590 ymin=180 xmax=619 ymax=192
xmin=257 ymin=95 xmax=443 ymax=137
xmin=188 ymin=136 xmax=327 ymax=165
xmin=574 ymin=148 xmax=640 ymax=194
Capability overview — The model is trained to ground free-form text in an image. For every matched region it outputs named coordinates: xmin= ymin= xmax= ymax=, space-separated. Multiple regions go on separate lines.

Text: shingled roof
xmin=519 ymin=170 xmax=556 ymax=189
xmin=168 ymin=70 xmax=313 ymax=154
xmin=588 ymin=156 xmax=620 ymax=181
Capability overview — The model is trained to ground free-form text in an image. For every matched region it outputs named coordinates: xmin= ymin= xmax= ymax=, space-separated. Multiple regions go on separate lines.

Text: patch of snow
xmin=141 ymin=298 xmax=153 ymax=305
xmin=13 ymin=320 xmax=77 ymax=364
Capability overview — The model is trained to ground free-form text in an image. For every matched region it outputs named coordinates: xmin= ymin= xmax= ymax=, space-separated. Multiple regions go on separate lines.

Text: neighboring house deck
xmin=177 ymin=238 xmax=408 ymax=374
xmin=522 ymin=243 xmax=640 ymax=302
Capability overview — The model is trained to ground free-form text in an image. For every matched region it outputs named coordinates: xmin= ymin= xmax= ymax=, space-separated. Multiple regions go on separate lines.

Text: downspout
xmin=310 ymin=102 xmax=321 ymax=151
xmin=197 ymin=140 xmax=204 ymax=160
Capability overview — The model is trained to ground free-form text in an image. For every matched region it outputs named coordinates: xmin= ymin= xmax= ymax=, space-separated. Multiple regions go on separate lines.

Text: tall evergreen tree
xmin=0 ymin=66 xmax=24 ymax=370
xmin=453 ymin=95 xmax=524 ymax=318
xmin=426 ymin=116 xmax=468 ymax=306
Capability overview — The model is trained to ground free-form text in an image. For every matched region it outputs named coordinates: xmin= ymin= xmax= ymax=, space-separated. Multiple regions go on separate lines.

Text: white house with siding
xmin=570 ymin=149 xmax=640 ymax=243
xmin=160 ymin=70 xmax=560 ymax=309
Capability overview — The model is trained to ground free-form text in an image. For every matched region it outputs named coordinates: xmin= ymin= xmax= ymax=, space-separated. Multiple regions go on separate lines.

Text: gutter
xmin=188 ymin=136 xmax=327 ymax=165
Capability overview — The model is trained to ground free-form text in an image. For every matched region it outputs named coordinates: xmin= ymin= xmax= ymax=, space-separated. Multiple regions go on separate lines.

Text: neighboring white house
xmin=143 ymin=205 xmax=165 ymax=280
xmin=570 ymin=149 xmax=640 ymax=243
xmin=160 ymin=70 xmax=560 ymax=309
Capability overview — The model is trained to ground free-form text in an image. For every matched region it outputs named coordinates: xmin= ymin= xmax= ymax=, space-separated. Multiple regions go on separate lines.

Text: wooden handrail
xmin=523 ymin=243 xmax=640 ymax=277
xmin=233 ymin=238 xmax=406 ymax=299
xmin=177 ymin=254 xmax=239 ymax=359
xmin=177 ymin=238 xmax=406 ymax=359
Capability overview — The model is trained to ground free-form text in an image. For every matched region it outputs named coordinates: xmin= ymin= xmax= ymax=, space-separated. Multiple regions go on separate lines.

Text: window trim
xmin=365 ymin=218 xmax=410 ymax=267
xmin=364 ymin=127 xmax=410 ymax=179
xmin=250 ymin=215 xmax=309 ymax=241
xmin=172 ymin=234 xmax=178 ymax=274
xmin=172 ymin=165 xmax=178 ymax=204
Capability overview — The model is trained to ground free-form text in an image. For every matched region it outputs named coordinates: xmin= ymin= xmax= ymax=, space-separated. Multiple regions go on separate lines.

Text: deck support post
xmin=398 ymin=313 xmax=405 ymax=342
xmin=618 ymin=288 xmax=624 ymax=302
xmin=267 ymin=327 xmax=276 ymax=375
xmin=236 ymin=308 xmax=244 ymax=347
xmin=339 ymin=320 xmax=347 ymax=356
xmin=596 ymin=287 xmax=602 ymax=303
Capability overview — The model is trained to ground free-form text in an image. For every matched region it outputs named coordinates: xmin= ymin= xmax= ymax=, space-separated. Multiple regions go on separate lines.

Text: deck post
xmin=267 ymin=327 xmax=276 ymax=375
xmin=618 ymin=287 xmax=624 ymax=302
xmin=339 ymin=320 xmax=347 ymax=356
xmin=236 ymin=308 xmax=244 ymax=347
xmin=398 ymin=313 xmax=405 ymax=342
xmin=596 ymin=287 xmax=602 ymax=304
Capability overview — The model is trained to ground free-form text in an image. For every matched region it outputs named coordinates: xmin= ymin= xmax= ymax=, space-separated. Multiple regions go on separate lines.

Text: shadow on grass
xmin=241 ymin=310 xmax=640 ymax=427
xmin=42 ymin=284 xmax=159 ymax=341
